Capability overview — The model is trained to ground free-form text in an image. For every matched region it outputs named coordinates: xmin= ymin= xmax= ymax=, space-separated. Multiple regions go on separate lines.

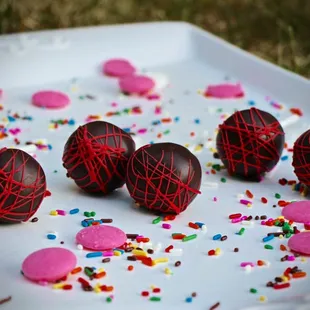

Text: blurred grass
xmin=0 ymin=0 xmax=309 ymax=77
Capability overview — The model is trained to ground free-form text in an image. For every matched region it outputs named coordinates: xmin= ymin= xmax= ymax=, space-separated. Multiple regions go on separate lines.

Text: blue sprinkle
xmin=69 ymin=208 xmax=79 ymax=215
xmin=248 ymin=100 xmax=255 ymax=106
xmin=86 ymin=252 xmax=103 ymax=258
xmin=185 ymin=297 xmax=193 ymax=303
xmin=281 ymin=155 xmax=289 ymax=161
xmin=149 ymin=141 xmax=154 ymax=144
xmin=212 ymin=234 xmax=222 ymax=241
xmin=262 ymin=235 xmax=274 ymax=243
xmin=48 ymin=144 xmax=52 ymax=150
xmin=122 ymin=127 xmax=131 ymax=133
xmin=152 ymin=120 xmax=161 ymax=126
xmin=7 ymin=116 xmax=16 ymax=122
xmin=174 ymin=116 xmax=180 ymax=122
xmin=194 ymin=118 xmax=200 ymax=124
xmin=68 ymin=119 xmax=75 ymax=125
xmin=47 ymin=234 xmax=56 ymax=240
xmin=195 ymin=222 xmax=205 ymax=228
xmin=81 ymin=220 xmax=89 ymax=227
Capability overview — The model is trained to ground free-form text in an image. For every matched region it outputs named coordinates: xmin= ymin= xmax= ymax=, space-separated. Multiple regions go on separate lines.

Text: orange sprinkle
xmin=161 ymin=118 xmax=172 ymax=123
xmin=292 ymin=272 xmax=307 ymax=279
xmin=190 ymin=132 xmax=195 ymax=137
xmin=100 ymin=285 xmax=114 ymax=292
xmin=157 ymin=133 xmax=163 ymax=138
xmin=71 ymin=267 xmax=82 ymax=275
xmin=211 ymin=169 xmax=216 ymax=174
xmin=257 ymin=260 xmax=264 ymax=266
xmin=245 ymin=190 xmax=254 ymax=199
xmin=105 ymin=112 xmax=114 ymax=117
xmin=127 ymin=265 xmax=134 ymax=271
xmin=280 ymin=244 xmax=287 ymax=251
xmin=93 ymin=271 xmax=106 ymax=279
xmin=92 ymin=221 xmax=100 ymax=226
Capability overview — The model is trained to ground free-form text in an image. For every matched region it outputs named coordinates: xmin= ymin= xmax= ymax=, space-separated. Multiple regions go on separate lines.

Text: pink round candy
xmin=282 ymin=201 xmax=310 ymax=223
xmin=103 ymin=59 xmax=136 ymax=78
xmin=76 ymin=225 xmax=126 ymax=251
xmin=288 ymin=232 xmax=310 ymax=255
xmin=119 ymin=75 xmax=155 ymax=95
xmin=22 ymin=247 xmax=77 ymax=282
xmin=32 ymin=90 xmax=70 ymax=109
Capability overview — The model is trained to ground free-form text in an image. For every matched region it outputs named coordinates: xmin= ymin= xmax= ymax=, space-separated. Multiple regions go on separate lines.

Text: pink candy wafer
xmin=32 ymin=90 xmax=70 ymax=109
xmin=22 ymin=247 xmax=77 ymax=282
xmin=204 ymin=83 xmax=244 ymax=99
xmin=282 ymin=201 xmax=310 ymax=223
xmin=288 ymin=232 xmax=310 ymax=255
xmin=119 ymin=75 xmax=155 ymax=95
xmin=103 ymin=59 xmax=136 ymax=78
xmin=76 ymin=225 xmax=126 ymax=251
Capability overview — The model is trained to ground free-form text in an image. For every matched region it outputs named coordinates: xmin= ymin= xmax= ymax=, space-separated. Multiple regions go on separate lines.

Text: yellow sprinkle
xmin=206 ymin=162 xmax=212 ymax=167
xmin=279 ymin=234 xmax=284 ymax=239
xmin=301 ymin=257 xmax=307 ymax=262
xmin=48 ymin=124 xmax=55 ymax=129
xmin=52 ymin=283 xmax=64 ymax=289
xmin=210 ymin=148 xmax=217 ymax=153
xmin=197 ymin=90 xmax=203 ymax=95
xmin=164 ymin=268 xmax=172 ymax=275
xmin=113 ymin=250 xmax=121 ymax=256
xmin=281 ymin=276 xmax=289 ymax=282
xmin=71 ymin=87 xmax=78 ymax=92
xmin=132 ymin=250 xmax=147 ymax=257
xmin=194 ymin=145 xmax=202 ymax=152
xmin=153 ymin=257 xmax=169 ymax=264
xmin=246 ymin=203 xmax=252 ymax=208
xmin=215 ymin=248 xmax=221 ymax=255
xmin=184 ymin=143 xmax=190 ymax=148
xmin=98 ymin=268 xmax=105 ymax=273
xmin=259 ymin=296 xmax=267 ymax=302
xmin=278 ymin=216 xmax=284 ymax=219
xmin=50 ymin=210 xmax=58 ymax=216
xmin=150 ymin=285 xmax=156 ymax=289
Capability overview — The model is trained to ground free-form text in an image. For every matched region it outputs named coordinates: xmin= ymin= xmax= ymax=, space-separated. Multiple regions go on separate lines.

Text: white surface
xmin=0 ymin=22 xmax=310 ymax=310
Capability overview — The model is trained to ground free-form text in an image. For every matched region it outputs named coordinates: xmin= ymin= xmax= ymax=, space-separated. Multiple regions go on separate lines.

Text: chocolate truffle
xmin=0 ymin=148 xmax=47 ymax=224
xmin=63 ymin=121 xmax=135 ymax=194
xmin=126 ymin=142 xmax=202 ymax=214
xmin=293 ymin=129 xmax=310 ymax=187
xmin=216 ymin=108 xmax=284 ymax=180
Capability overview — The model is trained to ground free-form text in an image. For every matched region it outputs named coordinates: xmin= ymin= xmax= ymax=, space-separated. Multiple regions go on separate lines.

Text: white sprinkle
xmin=77 ymin=244 xmax=83 ymax=250
xmin=202 ymin=181 xmax=218 ymax=189
xmin=241 ymin=221 xmax=254 ymax=227
xmin=280 ymin=114 xmax=300 ymax=128
xmin=244 ymin=265 xmax=252 ymax=273
xmin=169 ymin=248 xmax=183 ymax=256
xmin=201 ymin=225 xmax=207 ymax=232
xmin=264 ymin=261 xmax=271 ymax=267
xmin=237 ymin=194 xmax=244 ymax=200
xmin=154 ymin=243 xmax=162 ymax=252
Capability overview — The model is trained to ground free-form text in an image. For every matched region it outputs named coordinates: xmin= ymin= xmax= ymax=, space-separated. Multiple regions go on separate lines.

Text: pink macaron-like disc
xmin=288 ymin=232 xmax=310 ymax=255
xmin=76 ymin=225 xmax=126 ymax=251
xmin=282 ymin=201 xmax=310 ymax=223
xmin=22 ymin=247 xmax=77 ymax=282
xmin=32 ymin=90 xmax=70 ymax=109
xmin=103 ymin=59 xmax=136 ymax=78
xmin=119 ymin=75 xmax=155 ymax=95
xmin=205 ymin=83 xmax=244 ymax=99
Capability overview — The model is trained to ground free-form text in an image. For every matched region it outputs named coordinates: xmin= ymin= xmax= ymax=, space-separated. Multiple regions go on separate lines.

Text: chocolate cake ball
xmin=216 ymin=108 xmax=284 ymax=180
xmin=126 ymin=142 xmax=202 ymax=214
xmin=293 ymin=129 xmax=310 ymax=187
xmin=63 ymin=121 xmax=135 ymax=194
xmin=0 ymin=148 xmax=47 ymax=224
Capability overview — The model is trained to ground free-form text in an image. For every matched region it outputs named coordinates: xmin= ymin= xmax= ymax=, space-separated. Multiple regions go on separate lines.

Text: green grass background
xmin=1 ymin=0 xmax=309 ymax=77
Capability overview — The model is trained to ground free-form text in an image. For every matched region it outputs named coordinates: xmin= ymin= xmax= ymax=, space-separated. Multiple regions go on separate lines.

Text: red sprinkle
xmin=229 ymin=213 xmax=242 ymax=219
xmin=78 ymin=277 xmax=89 ymax=286
xmin=278 ymin=200 xmax=290 ymax=207
xmin=153 ymin=288 xmax=161 ymax=293
xmin=245 ymin=190 xmax=253 ymax=199
xmin=208 ymin=250 xmax=215 ymax=256
xmin=141 ymin=291 xmax=149 ymax=297
xmin=63 ymin=284 xmax=73 ymax=290
xmin=127 ymin=265 xmax=134 ymax=271
xmin=188 ymin=222 xmax=199 ymax=229
xmin=261 ymin=197 xmax=268 ymax=204
xmin=172 ymin=234 xmax=186 ymax=240
xmin=305 ymin=224 xmax=310 ymax=230
xmin=257 ymin=260 xmax=264 ymax=266
xmin=273 ymin=283 xmax=290 ymax=290
xmin=165 ymin=245 xmax=174 ymax=253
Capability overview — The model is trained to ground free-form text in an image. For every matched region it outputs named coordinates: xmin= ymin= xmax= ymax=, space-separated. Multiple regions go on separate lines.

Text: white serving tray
xmin=0 ymin=22 xmax=310 ymax=310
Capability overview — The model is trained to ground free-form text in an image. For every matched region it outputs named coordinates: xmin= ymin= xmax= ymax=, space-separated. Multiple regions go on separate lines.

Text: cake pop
xmin=63 ymin=121 xmax=135 ymax=194
xmin=126 ymin=142 xmax=202 ymax=214
xmin=0 ymin=148 xmax=47 ymax=223
xmin=292 ymin=129 xmax=310 ymax=187
xmin=216 ymin=108 xmax=284 ymax=180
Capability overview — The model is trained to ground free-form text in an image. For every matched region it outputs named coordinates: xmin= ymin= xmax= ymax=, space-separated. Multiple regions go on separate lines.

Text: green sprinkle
xmin=53 ymin=170 xmax=58 ymax=173
xmin=150 ymin=297 xmax=161 ymax=302
xmin=250 ymin=288 xmax=257 ymax=294
xmin=275 ymin=193 xmax=281 ymax=199
xmin=274 ymin=220 xmax=280 ymax=226
xmin=264 ymin=244 xmax=273 ymax=250
xmin=216 ymin=108 xmax=223 ymax=113
xmin=238 ymin=228 xmax=245 ymax=235
xmin=212 ymin=164 xmax=221 ymax=171
xmin=84 ymin=211 xmax=90 ymax=217
xmin=90 ymin=211 xmax=96 ymax=217
xmin=285 ymin=233 xmax=292 ymax=238
xmin=182 ymin=234 xmax=197 ymax=242
xmin=163 ymin=130 xmax=170 ymax=135
xmin=106 ymin=297 xmax=112 ymax=303
xmin=123 ymin=108 xmax=130 ymax=114
xmin=220 ymin=177 xmax=227 ymax=183
xmin=152 ymin=217 xmax=161 ymax=224
xmin=115 ymin=111 xmax=121 ymax=116
xmin=79 ymin=96 xmax=84 ymax=100
xmin=84 ymin=267 xmax=93 ymax=277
